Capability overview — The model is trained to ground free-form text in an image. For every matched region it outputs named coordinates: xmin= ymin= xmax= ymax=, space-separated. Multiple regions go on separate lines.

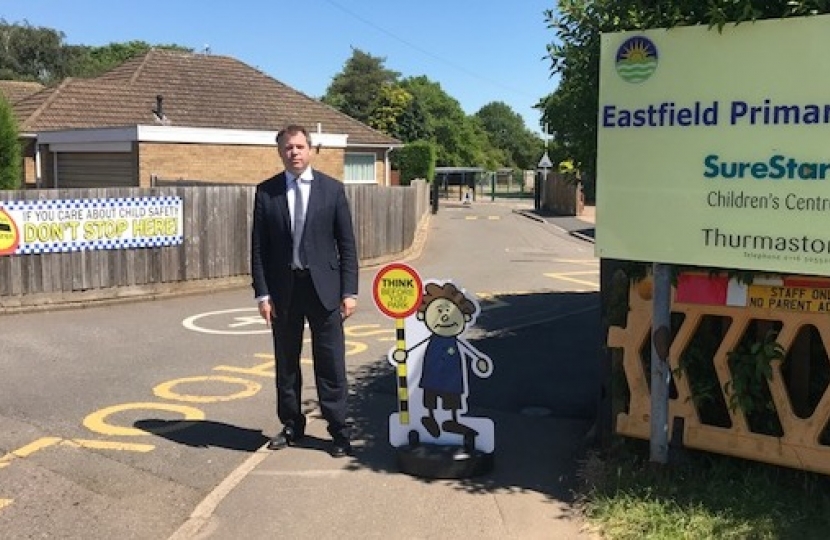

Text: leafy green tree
xmin=395 ymin=93 xmax=431 ymax=143
xmin=398 ymin=140 xmax=436 ymax=184
xmin=540 ymin=0 xmax=830 ymax=180
xmin=0 ymin=19 xmax=66 ymax=83
xmin=368 ymin=84 xmax=409 ymax=134
xmin=322 ymin=48 xmax=399 ymax=124
xmin=0 ymin=95 xmax=21 ymax=189
xmin=399 ymin=76 xmax=500 ymax=167
xmin=475 ymin=101 xmax=544 ymax=170
xmin=65 ymin=40 xmax=190 ymax=79
xmin=0 ymin=20 xmax=190 ymax=83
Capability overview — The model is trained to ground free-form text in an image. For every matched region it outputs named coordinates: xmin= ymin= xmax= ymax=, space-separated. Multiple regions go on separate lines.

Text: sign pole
xmin=394 ymin=317 xmax=410 ymax=424
xmin=373 ymin=263 xmax=424 ymax=428
xmin=650 ymin=262 xmax=671 ymax=464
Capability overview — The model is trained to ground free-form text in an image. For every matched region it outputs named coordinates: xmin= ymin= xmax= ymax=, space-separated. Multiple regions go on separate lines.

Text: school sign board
xmin=596 ymin=15 xmax=830 ymax=277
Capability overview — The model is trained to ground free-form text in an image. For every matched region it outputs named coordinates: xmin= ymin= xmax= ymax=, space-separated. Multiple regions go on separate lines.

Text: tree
xmin=0 ymin=20 xmax=190 ymax=83
xmin=399 ymin=76 xmax=500 ymax=167
xmin=398 ymin=140 xmax=436 ymax=184
xmin=0 ymin=95 xmax=21 ymax=189
xmin=65 ymin=40 xmax=191 ymax=79
xmin=322 ymin=48 xmax=399 ymax=124
xmin=368 ymin=84 xmax=409 ymax=135
xmin=475 ymin=101 xmax=544 ymax=170
xmin=0 ymin=19 xmax=66 ymax=83
xmin=395 ymin=92 xmax=431 ymax=143
xmin=540 ymin=0 xmax=830 ymax=180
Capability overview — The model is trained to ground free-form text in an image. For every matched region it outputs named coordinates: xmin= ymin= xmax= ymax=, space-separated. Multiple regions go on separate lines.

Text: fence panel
xmin=0 ymin=183 xmax=428 ymax=310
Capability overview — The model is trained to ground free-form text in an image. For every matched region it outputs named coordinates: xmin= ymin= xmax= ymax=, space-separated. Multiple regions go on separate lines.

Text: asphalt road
xmin=0 ymin=198 xmax=599 ymax=539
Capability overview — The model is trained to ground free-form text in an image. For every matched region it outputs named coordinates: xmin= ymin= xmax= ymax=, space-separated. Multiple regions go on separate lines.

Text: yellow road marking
xmin=154 ymin=376 xmax=261 ymax=403
xmin=345 ymin=324 xmax=394 ymax=338
xmin=544 ymin=271 xmax=600 ymax=289
xmin=556 ymin=259 xmax=599 ymax=266
xmin=0 ymin=436 xmax=156 ymax=469
xmin=0 ymin=437 xmax=62 ymax=469
xmin=62 ymin=439 xmax=155 ymax=453
xmin=253 ymin=351 xmax=311 ymax=365
xmin=0 ymin=499 xmax=12 ymax=511
xmin=215 ymin=359 xmax=275 ymax=378
xmin=345 ymin=341 xmax=368 ymax=356
xmin=83 ymin=402 xmax=205 ymax=437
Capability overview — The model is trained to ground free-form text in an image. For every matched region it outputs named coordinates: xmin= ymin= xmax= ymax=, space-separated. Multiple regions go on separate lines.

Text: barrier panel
xmin=609 ymin=273 xmax=830 ymax=475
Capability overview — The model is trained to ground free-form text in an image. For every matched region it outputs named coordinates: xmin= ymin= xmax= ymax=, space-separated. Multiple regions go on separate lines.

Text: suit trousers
xmin=270 ymin=273 xmax=349 ymax=440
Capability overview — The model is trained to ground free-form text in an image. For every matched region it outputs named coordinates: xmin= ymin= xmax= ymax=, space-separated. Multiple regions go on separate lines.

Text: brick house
xmin=4 ymin=49 xmax=401 ymax=188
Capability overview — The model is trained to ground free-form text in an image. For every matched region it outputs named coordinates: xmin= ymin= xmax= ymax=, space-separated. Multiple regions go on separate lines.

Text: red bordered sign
xmin=373 ymin=263 xmax=423 ymax=319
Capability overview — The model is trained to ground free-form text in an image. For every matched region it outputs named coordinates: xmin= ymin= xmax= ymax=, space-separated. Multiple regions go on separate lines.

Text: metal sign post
xmin=650 ymin=262 xmax=671 ymax=464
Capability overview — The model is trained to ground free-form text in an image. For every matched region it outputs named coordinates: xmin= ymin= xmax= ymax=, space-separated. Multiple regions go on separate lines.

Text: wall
xmin=139 ymin=143 xmax=346 ymax=187
xmin=31 ymin=143 xmax=351 ymax=189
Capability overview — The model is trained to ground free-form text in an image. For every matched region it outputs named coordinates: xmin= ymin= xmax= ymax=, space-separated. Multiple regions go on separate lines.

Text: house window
xmin=344 ymin=153 xmax=376 ymax=184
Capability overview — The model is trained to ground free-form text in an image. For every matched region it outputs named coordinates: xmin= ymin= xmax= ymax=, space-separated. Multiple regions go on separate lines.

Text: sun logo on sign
xmin=615 ymin=36 xmax=658 ymax=83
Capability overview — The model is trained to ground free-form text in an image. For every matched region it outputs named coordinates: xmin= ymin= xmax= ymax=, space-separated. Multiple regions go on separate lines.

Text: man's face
xmin=278 ymin=132 xmax=311 ymax=176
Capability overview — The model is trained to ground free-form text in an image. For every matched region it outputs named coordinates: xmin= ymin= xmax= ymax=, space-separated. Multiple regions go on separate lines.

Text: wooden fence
xmin=540 ymin=172 xmax=584 ymax=216
xmin=0 ymin=181 xmax=429 ymax=311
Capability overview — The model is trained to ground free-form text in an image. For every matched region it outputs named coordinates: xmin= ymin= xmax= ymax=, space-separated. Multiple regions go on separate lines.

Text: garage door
xmin=57 ymin=152 xmax=137 ymax=188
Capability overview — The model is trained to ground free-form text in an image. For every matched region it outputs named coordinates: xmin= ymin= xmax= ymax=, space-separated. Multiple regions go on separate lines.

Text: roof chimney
xmin=153 ymin=94 xmax=170 ymax=125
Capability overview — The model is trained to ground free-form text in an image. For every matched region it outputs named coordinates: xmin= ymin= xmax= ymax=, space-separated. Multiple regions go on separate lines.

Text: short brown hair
xmin=418 ymin=282 xmax=477 ymax=316
xmin=276 ymin=125 xmax=311 ymax=147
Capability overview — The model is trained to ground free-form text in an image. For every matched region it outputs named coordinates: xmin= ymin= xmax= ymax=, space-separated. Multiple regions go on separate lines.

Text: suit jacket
xmin=251 ymin=170 xmax=358 ymax=317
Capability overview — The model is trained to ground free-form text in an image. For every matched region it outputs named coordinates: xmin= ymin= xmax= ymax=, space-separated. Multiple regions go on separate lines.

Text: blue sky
xmin=4 ymin=1 xmax=560 ymax=133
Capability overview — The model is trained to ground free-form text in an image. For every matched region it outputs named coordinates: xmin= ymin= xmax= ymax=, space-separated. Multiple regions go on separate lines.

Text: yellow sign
xmin=747 ymin=285 xmax=830 ymax=313
xmin=373 ymin=263 xmax=423 ymax=319
xmin=597 ymin=15 xmax=830 ymax=276
xmin=0 ymin=208 xmax=20 ymax=255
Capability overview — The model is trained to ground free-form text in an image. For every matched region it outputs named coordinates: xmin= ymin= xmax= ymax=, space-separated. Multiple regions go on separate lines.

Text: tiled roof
xmin=0 ymin=80 xmax=45 ymax=106
xmin=13 ymin=49 xmax=399 ymax=146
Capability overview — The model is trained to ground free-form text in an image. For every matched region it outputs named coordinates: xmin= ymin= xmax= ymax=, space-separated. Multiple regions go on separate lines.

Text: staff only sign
xmin=0 ymin=196 xmax=183 ymax=256
xmin=596 ymin=15 xmax=830 ymax=276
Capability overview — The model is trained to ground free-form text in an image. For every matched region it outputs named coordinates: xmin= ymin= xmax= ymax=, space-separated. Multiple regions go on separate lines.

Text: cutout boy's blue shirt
xmin=419 ymin=335 xmax=464 ymax=394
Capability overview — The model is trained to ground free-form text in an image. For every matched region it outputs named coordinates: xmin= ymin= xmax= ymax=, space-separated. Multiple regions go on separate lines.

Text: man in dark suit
xmin=251 ymin=124 xmax=358 ymax=458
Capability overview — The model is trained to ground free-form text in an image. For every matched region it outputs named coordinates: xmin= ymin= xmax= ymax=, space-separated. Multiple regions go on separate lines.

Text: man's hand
xmin=258 ymin=299 xmax=273 ymax=328
xmin=341 ymin=297 xmax=357 ymax=319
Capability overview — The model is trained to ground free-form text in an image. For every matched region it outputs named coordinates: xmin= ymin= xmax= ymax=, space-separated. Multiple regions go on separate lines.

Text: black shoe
xmin=330 ymin=438 xmax=353 ymax=458
xmin=267 ymin=426 xmax=303 ymax=450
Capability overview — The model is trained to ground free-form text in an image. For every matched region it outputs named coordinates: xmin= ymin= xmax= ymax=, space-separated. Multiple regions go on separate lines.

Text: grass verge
xmin=577 ymin=439 xmax=830 ymax=539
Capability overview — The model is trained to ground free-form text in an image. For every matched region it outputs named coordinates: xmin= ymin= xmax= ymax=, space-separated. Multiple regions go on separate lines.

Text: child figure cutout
xmin=389 ymin=280 xmax=494 ymax=455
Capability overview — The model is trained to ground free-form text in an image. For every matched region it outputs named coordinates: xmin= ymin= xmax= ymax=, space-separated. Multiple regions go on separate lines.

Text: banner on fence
xmin=0 ymin=196 xmax=183 ymax=256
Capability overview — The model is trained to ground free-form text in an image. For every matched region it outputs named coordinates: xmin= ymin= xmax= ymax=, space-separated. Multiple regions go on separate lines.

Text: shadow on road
xmin=133 ymin=419 xmax=269 ymax=451
xmin=340 ymin=290 xmax=600 ymax=505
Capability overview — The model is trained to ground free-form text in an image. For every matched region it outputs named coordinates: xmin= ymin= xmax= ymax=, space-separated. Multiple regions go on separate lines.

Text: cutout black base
xmin=396 ymin=443 xmax=494 ymax=479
